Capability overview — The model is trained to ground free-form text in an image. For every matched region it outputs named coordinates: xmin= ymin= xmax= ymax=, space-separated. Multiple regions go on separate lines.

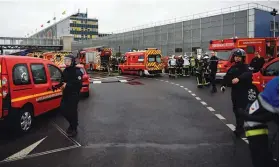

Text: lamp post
xmin=270 ymin=8 xmax=278 ymax=37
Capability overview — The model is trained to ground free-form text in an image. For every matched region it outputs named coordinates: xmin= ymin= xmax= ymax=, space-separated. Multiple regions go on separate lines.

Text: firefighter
xmin=195 ymin=54 xmax=210 ymax=88
xmin=209 ymin=51 xmax=219 ymax=93
xmin=176 ymin=55 xmax=184 ymax=76
xmin=249 ymin=51 xmax=265 ymax=73
xmin=189 ymin=54 xmax=196 ymax=76
xmin=240 ymin=76 xmax=278 ymax=167
xmin=220 ymin=48 xmax=252 ymax=136
xmin=168 ymin=55 xmax=177 ymax=77
xmin=53 ymin=54 xmax=83 ymax=137
xmin=183 ymin=54 xmax=190 ymax=77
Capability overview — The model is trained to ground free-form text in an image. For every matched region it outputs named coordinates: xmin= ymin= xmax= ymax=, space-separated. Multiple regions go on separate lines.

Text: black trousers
xmin=210 ymin=72 xmax=216 ymax=88
xmin=231 ymin=90 xmax=248 ymax=130
xmin=61 ymin=94 xmax=80 ymax=129
xmin=248 ymin=134 xmax=277 ymax=167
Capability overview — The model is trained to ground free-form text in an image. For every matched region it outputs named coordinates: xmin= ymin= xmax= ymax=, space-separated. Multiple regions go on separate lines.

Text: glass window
xmin=138 ymin=55 xmax=144 ymax=62
xmin=246 ymin=46 xmax=255 ymax=54
xmin=264 ymin=61 xmax=279 ymax=76
xmin=48 ymin=64 xmax=62 ymax=82
xmin=148 ymin=54 xmax=161 ymax=62
xmin=216 ymin=51 xmax=231 ymax=60
xmin=13 ymin=64 xmax=31 ymax=85
xmin=30 ymin=64 xmax=47 ymax=84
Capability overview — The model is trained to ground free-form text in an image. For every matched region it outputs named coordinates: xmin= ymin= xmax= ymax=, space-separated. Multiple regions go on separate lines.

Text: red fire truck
xmin=77 ymin=46 xmax=112 ymax=71
xmin=209 ymin=37 xmax=279 ymax=79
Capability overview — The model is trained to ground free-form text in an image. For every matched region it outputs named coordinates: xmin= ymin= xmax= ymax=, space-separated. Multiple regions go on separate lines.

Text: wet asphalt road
xmin=0 ymin=74 xmax=274 ymax=167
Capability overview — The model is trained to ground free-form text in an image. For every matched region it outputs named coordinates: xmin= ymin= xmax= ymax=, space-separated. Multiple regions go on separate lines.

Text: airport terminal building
xmin=72 ymin=3 xmax=279 ymax=56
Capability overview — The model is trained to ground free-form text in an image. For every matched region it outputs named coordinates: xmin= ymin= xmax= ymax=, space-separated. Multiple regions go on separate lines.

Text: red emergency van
xmin=0 ymin=56 xmax=64 ymax=133
xmin=209 ymin=37 xmax=278 ymax=79
xmin=118 ymin=48 xmax=164 ymax=76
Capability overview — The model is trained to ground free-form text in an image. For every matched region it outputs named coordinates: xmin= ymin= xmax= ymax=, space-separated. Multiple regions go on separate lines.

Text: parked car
xmin=58 ymin=64 xmax=90 ymax=98
xmin=250 ymin=57 xmax=279 ymax=101
xmin=0 ymin=56 xmax=64 ymax=133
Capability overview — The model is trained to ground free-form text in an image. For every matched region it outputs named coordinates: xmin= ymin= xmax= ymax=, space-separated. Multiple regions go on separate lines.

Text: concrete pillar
xmin=61 ymin=35 xmax=74 ymax=52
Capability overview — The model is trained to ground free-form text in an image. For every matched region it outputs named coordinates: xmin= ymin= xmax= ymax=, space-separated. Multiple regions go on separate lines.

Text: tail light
xmin=1 ymin=75 xmax=9 ymax=99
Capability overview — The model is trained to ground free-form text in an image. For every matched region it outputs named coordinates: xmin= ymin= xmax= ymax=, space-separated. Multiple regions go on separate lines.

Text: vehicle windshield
xmin=148 ymin=54 xmax=161 ymax=63
xmin=215 ymin=51 xmax=231 ymax=60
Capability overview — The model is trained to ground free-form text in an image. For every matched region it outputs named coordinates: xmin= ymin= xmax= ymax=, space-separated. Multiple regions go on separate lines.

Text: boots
xmin=66 ymin=126 xmax=78 ymax=137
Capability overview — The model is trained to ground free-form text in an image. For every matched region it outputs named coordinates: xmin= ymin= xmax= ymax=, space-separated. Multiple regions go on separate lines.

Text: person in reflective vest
xmin=183 ymin=54 xmax=190 ymax=77
xmin=240 ymin=76 xmax=279 ymax=167
xmin=189 ymin=54 xmax=196 ymax=76
xmin=168 ymin=55 xmax=176 ymax=77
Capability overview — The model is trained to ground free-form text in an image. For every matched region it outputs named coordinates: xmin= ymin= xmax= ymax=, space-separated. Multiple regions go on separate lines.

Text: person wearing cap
xmin=250 ymin=51 xmax=265 ymax=73
xmin=168 ymin=55 xmax=177 ymax=77
xmin=221 ymin=48 xmax=252 ymax=136
xmin=240 ymin=76 xmax=278 ymax=167
xmin=54 ymin=54 xmax=83 ymax=137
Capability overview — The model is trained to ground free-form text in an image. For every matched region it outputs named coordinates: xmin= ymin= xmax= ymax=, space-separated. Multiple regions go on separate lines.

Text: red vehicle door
xmin=260 ymin=60 xmax=279 ymax=89
xmin=30 ymin=63 xmax=53 ymax=115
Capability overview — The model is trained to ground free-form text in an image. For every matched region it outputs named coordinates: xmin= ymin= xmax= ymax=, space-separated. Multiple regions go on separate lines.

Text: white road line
xmin=180 ymin=86 xmax=184 ymax=88
xmin=226 ymin=124 xmax=236 ymax=131
xmin=171 ymin=82 xmax=174 ymax=84
xmin=188 ymin=90 xmax=192 ymax=93
xmin=200 ymin=101 xmax=207 ymax=105
xmin=4 ymin=137 xmax=47 ymax=161
xmin=184 ymin=88 xmax=188 ymax=90
xmin=52 ymin=123 xmax=81 ymax=147
xmin=195 ymin=97 xmax=201 ymax=100
xmin=207 ymin=107 xmax=215 ymax=112
xmin=93 ymin=79 xmax=100 ymax=81
xmin=160 ymin=80 xmax=164 ymax=81
xmin=215 ymin=114 xmax=226 ymax=120
xmin=93 ymin=81 xmax=102 ymax=84
xmin=165 ymin=81 xmax=169 ymax=82
xmin=242 ymin=138 xmax=249 ymax=144
xmin=176 ymin=84 xmax=180 ymax=86
xmin=119 ymin=80 xmax=128 ymax=83
xmin=191 ymin=93 xmax=196 ymax=96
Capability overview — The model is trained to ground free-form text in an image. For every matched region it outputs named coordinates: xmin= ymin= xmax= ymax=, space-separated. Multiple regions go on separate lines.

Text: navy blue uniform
xmin=60 ymin=66 xmax=83 ymax=130
xmin=222 ymin=62 xmax=252 ymax=131
xmin=209 ymin=56 xmax=219 ymax=92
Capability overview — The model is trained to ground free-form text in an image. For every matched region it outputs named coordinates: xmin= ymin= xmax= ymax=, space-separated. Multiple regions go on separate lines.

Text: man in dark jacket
xmin=54 ymin=54 xmax=83 ymax=137
xmin=250 ymin=51 xmax=265 ymax=73
xmin=209 ymin=51 xmax=219 ymax=93
xmin=221 ymin=48 xmax=252 ymax=136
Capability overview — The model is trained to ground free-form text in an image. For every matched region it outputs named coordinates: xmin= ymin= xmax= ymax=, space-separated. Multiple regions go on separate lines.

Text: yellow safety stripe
xmin=245 ymin=129 xmax=268 ymax=137
xmin=145 ymin=49 xmax=163 ymax=70
xmin=11 ymin=90 xmax=62 ymax=103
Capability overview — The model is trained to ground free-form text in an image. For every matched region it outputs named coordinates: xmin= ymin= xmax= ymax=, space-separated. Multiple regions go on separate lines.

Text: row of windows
xmin=13 ymin=63 xmax=61 ymax=85
xmin=69 ymin=23 xmax=98 ymax=28
xmin=270 ymin=21 xmax=279 ymax=31
xmin=70 ymin=18 xmax=98 ymax=22
xmin=71 ymin=27 xmax=98 ymax=32
xmin=70 ymin=30 xmax=98 ymax=35
xmin=73 ymin=34 xmax=97 ymax=38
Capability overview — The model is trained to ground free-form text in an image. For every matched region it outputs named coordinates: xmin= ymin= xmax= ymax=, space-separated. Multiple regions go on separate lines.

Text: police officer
xmin=209 ymin=51 xmax=219 ymax=93
xmin=220 ymin=48 xmax=252 ymax=136
xmin=54 ymin=54 xmax=83 ymax=137
xmin=240 ymin=76 xmax=278 ymax=167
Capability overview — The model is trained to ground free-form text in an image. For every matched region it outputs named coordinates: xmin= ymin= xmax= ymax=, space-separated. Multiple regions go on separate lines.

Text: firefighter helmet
xmin=64 ymin=54 xmax=77 ymax=67
xmin=231 ymin=48 xmax=246 ymax=62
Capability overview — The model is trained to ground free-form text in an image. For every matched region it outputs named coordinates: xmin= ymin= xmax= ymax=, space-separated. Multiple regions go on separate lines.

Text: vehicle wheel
xmin=139 ymin=70 xmax=144 ymax=77
xmin=18 ymin=107 xmax=33 ymax=133
xmin=248 ymin=86 xmax=259 ymax=102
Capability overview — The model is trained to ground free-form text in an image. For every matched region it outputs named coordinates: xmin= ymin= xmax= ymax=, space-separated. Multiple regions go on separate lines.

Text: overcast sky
xmin=0 ymin=0 xmax=278 ymax=37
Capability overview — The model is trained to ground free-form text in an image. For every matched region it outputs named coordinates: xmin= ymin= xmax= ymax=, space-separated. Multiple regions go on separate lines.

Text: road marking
xmin=215 ymin=114 xmax=226 ymax=120
xmin=207 ymin=107 xmax=215 ymax=112
xmin=165 ymin=81 xmax=169 ymax=83
xmin=242 ymin=138 xmax=249 ymax=144
xmin=4 ymin=137 xmax=47 ymax=161
xmin=195 ymin=97 xmax=201 ymax=100
xmin=188 ymin=90 xmax=192 ymax=93
xmin=184 ymin=88 xmax=188 ymax=90
xmin=119 ymin=80 xmax=128 ymax=83
xmin=171 ymin=82 xmax=174 ymax=84
xmin=160 ymin=80 xmax=164 ymax=81
xmin=226 ymin=124 xmax=236 ymax=131
xmin=191 ymin=93 xmax=196 ymax=96
xmin=52 ymin=123 xmax=81 ymax=147
xmin=180 ymin=86 xmax=184 ymax=88
xmin=201 ymin=101 xmax=207 ymax=105
xmin=176 ymin=84 xmax=180 ymax=86
xmin=93 ymin=81 xmax=102 ymax=84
